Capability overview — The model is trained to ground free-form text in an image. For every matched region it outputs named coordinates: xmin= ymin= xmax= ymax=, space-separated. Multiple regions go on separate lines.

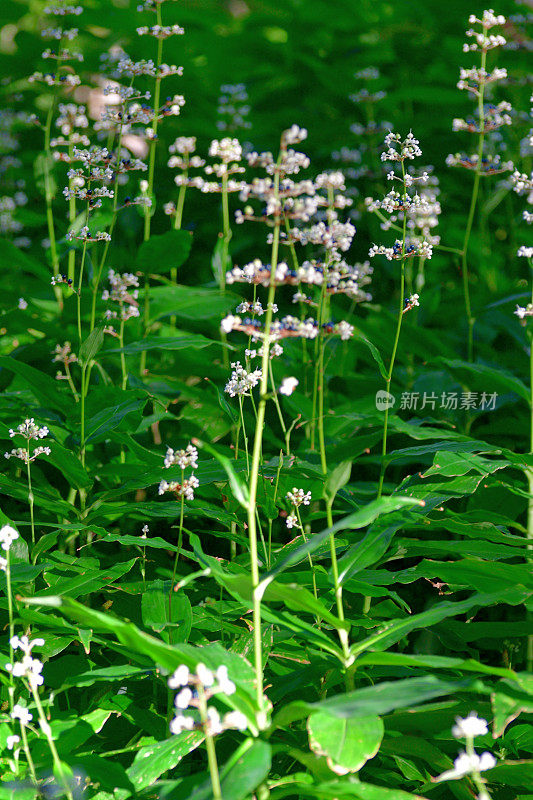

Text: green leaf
xmin=137 ymin=229 xmax=192 ymax=274
xmin=31 ymin=596 xmax=260 ymax=729
xmin=211 ymin=235 xmax=232 ymax=289
xmin=102 ymin=333 xmax=221 ymax=355
xmin=273 ymin=675 xmax=481 ymax=729
xmin=127 ymin=732 xmax=204 ymax=790
xmin=308 ymin=713 xmax=384 ymax=774
xmin=195 ymin=439 xmax=249 ymax=509
xmin=79 ymin=324 xmax=105 ymax=366
xmin=324 ymin=460 xmax=352 ymax=501
xmin=0 ymin=355 xmax=73 ymax=415
xmin=266 ymin=497 xmax=422 ymax=583
xmin=218 ymin=739 xmax=272 ymax=800
xmin=148 ymin=285 xmax=237 ymax=322
xmin=354 ymin=329 xmax=388 ymax=381
xmin=436 ymin=358 xmax=530 ymax=402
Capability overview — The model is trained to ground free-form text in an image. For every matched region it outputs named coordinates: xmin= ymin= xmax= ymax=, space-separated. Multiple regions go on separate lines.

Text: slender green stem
xmin=64 ymin=362 xmax=79 ymax=402
xmin=326 ymin=498 xmax=351 ymax=670
xmin=220 ymin=173 xmax=231 ymax=369
xmin=268 ymin=360 xmax=290 ymax=454
xmin=238 ymin=396 xmax=250 ymax=476
xmin=119 ymin=316 xmax=127 ymax=390
xmin=295 ymin=506 xmax=318 ymax=602
xmin=43 ymin=83 xmax=62 ymax=306
xmin=169 ymin=488 xmax=185 ymax=625
xmin=377 ymin=161 xmax=409 ymax=499
xmin=197 ymin=685 xmax=222 ymax=800
xmin=80 ymin=364 xmax=87 ymax=468
xmin=5 ymin=550 xmax=15 ymax=716
xmin=20 ymin=722 xmax=37 ymax=784
xmin=26 ymin=446 xmax=35 ymax=547
xmin=140 ymin=8 xmax=163 ymax=376
xmin=461 ymin=48 xmax=486 ymax=362
xmin=246 ymin=155 xmax=282 ymax=719
xmin=30 ymin=684 xmax=73 ymax=800
xmin=77 ymin=205 xmax=90 ymax=344
xmin=67 ymin=137 xmax=77 ymax=283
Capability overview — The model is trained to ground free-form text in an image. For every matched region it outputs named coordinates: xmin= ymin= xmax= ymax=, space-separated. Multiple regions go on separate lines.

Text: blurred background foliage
xmin=0 ymin=0 xmax=531 ymax=450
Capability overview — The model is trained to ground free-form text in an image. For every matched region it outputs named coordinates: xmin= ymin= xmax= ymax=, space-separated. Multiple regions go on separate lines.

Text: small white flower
xmin=11 ymin=704 xmax=32 ymax=726
xmin=0 ymin=525 xmax=19 ymax=552
xmin=18 ymin=298 xmax=27 ymax=310
xmin=279 ymin=377 xmax=299 ymax=396
xmin=169 ymin=713 xmax=195 ymax=735
xmin=452 ymin=712 xmax=488 ymax=739
xmin=223 ymin=710 xmax=248 ymax=731
xmin=435 ymin=750 xmax=497 ymax=782
xmin=168 ymin=664 xmax=190 ymax=689
xmin=139 ymin=179 xmax=149 ymax=193
xmin=175 ymin=687 xmax=193 ymax=709
xmin=196 ymin=663 xmax=214 ymax=687
xmin=6 ymin=734 xmax=20 ymax=750
xmin=221 ymin=314 xmax=236 ymax=334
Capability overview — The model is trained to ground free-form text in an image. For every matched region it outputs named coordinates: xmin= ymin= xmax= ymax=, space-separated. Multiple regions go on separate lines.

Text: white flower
xmin=279 ymin=377 xmax=299 ymax=396
xmin=221 ymin=314 xmax=236 ymax=334
xmin=223 ymin=710 xmax=248 ymax=731
xmin=452 ymin=712 xmax=488 ymax=739
xmin=0 ymin=525 xmax=19 ymax=552
xmin=11 ymin=704 xmax=32 ymax=726
xmin=435 ymin=750 xmax=497 ymax=782
xmin=164 ymin=444 xmax=198 ymax=470
xmin=139 ymin=180 xmax=149 ymax=193
xmin=169 ymin=714 xmax=195 ymax=735
xmin=196 ymin=663 xmax=214 ymax=687
xmin=175 ymin=687 xmax=193 ymax=709
xmin=286 ymin=514 xmax=298 ymax=529
xmin=206 ymin=706 xmax=223 ymax=735
xmin=215 ymin=665 xmax=236 ymax=695
xmin=6 ymin=734 xmax=20 ymax=750
xmin=287 ymin=488 xmax=312 ymax=507
xmin=18 ymin=298 xmax=27 ymax=310
xmin=168 ymin=664 xmax=190 ymax=689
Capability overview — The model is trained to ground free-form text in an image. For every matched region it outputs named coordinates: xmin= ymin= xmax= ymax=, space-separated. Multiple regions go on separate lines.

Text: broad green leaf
xmin=148 ymin=285 xmax=237 ymax=322
xmin=266 ymin=497 xmax=422 ymax=582
xmin=127 ymin=732 xmax=204 ymax=790
xmin=103 ymin=333 xmax=221 ymax=355
xmin=273 ymin=676 xmax=482 ymax=729
xmin=308 ymin=713 xmax=383 ymax=774
xmin=137 ymin=229 xmax=192 ymax=274
xmin=0 ymin=355 xmax=74 ymax=415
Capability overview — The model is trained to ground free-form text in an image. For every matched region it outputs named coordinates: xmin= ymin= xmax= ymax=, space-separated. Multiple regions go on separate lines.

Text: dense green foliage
xmin=0 ymin=0 xmax=532 ymax=798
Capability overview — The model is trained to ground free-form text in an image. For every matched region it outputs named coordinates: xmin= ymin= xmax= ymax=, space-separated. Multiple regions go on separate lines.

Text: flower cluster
xmin=164 ymin=444 xmax=198 ymax=470
xmin=285 ymin=487 xmax=312 ymax=528
xmin=168 ymin=663 xmax=247 ymax=736
xmin=158 ymin=441 xmax=199 ymax=500
xmin=217 ymin=83 xmax=251 ymax=133
xmin=6 ymin=635 xmax=45 ymax=689
xmin=224 ymin=361 xmax=263 ymax=397
xmin=369 ymin=240 xmax=433 ymax=261
xmin=102 ymin=269 xmax=140 ymax=322
xmin=463 ymin=10 xmax=506 ymax=53
xmin=381 ymin=132 xmax=422 ymax=162
xmin=4 ymin=419 xmax=51 ymax=463
xmin=174 ymin=136 xmax=245 ymax=195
